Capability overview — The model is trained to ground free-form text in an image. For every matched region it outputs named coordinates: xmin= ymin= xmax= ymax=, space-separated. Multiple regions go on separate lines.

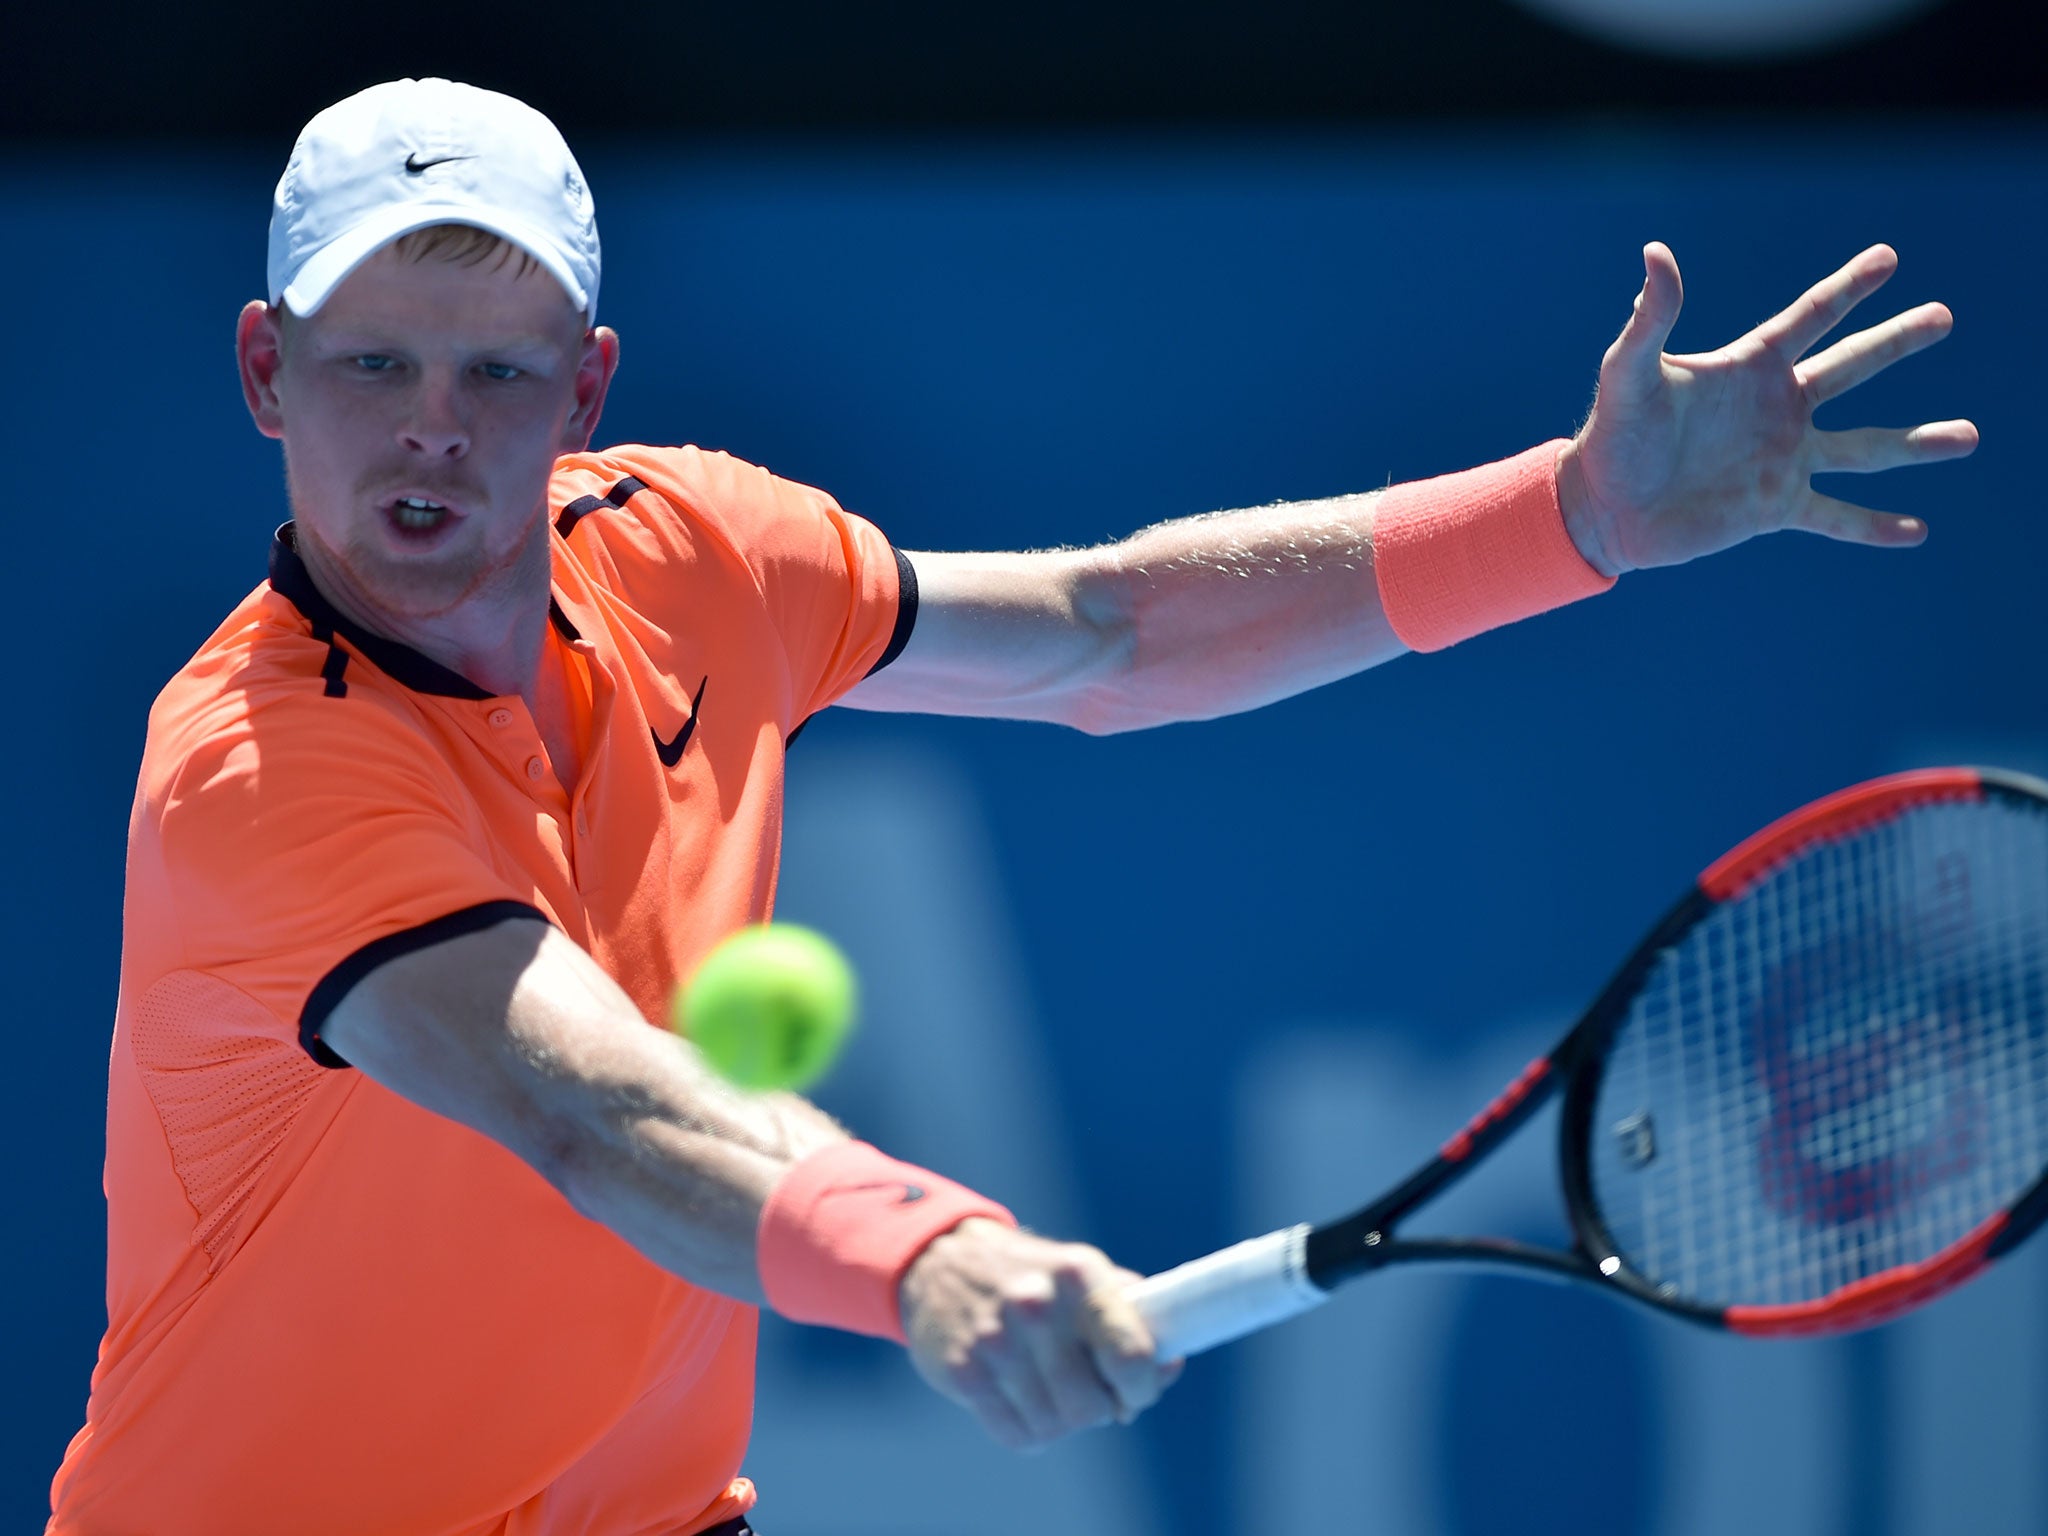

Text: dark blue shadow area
xmin=3 ymin=121 xmax=2043 ymax=1533
xmin=1437 ymin=1276 xmax=1662 ymax=1535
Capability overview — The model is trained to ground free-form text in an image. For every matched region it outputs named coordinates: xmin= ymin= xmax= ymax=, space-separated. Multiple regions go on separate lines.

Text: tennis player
xmin=48 ymin=78 xmax=1975 ymax=1536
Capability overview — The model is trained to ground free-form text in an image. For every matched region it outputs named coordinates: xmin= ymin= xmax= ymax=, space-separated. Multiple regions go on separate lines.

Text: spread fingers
xmin=1797 ymin=302 xmax=1953 ymax=405
xmin=1811 ymin=420 xmax=1979 ymax=474
xmin=1753 ymin=244 xmax=1898 ymax=359
xmin=1789 ymin=491 xmax=1928 ymax=547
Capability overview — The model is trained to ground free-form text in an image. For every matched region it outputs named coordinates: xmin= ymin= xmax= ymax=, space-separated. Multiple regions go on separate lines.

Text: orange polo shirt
xmin=49 ymin=445 xmax=915 ymax=1536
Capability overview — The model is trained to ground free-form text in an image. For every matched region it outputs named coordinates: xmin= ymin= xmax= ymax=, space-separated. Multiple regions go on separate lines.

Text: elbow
xmin=1062 ymin=692 xmax=1161 ymax=736
xmin=1056 ymin=557 xmax=1148 ymax=735
xmin=521 ymin=1105 xmax=603 ymax=1215
xmin=1064 ymin=690 xmax=1220 ymax=736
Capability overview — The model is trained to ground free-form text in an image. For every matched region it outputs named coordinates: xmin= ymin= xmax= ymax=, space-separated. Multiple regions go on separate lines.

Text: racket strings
xmin=1589 ymin=798 xmax=2048 ymax=1311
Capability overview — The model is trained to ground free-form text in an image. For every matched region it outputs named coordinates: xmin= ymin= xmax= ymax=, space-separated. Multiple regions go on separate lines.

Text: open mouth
xmin=384 ymin=494 xmax=459 ymax=542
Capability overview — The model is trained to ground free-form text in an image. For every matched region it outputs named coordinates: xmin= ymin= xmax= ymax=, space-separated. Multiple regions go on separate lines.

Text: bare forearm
xmin=548 ymin=1028 xmax=846 ymax=1302
xmin=327 ymin=920 xmax=846 ymax=1304
xmin=849 ymin=495 xmax=1405 ymax=733
xmin=1070 ymin=491 xmax=1404 ymax=733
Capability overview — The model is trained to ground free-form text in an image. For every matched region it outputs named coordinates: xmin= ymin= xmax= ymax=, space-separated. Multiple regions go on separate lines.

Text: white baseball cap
xmin=267 ymin=78 xmax=601 ymax=322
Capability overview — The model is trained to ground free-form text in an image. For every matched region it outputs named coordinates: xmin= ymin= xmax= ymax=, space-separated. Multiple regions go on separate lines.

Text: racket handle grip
xmin=1127 ymin=1224 xmax=1327 ymax=1358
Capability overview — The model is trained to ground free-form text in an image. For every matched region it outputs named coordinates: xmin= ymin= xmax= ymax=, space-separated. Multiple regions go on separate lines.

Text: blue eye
xmin=354 ymin=354 xmax=398 ymax=373
xmin=480 ymin=362 xmax=523 ymax=382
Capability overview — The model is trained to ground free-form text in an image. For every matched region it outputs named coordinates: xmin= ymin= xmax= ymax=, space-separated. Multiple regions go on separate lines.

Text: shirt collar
xmin=267 ymin=522 xmax=555 ymax=701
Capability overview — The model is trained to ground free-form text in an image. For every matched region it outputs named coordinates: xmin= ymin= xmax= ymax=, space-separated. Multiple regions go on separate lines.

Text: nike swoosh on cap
xmin=404 ymin=153 xmax=474 ymax=174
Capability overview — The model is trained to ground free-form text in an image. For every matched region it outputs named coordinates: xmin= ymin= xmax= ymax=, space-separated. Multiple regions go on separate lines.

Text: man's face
xmin=238 ymin=241 xmax=613 ymax=622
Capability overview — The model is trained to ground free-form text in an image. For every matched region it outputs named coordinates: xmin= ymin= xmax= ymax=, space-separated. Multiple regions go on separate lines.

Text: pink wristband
xmin=757 ymin=1140 xmax=1017 ymax=1342
xmin=1371 ymin=440 xmax=1615 ymax=653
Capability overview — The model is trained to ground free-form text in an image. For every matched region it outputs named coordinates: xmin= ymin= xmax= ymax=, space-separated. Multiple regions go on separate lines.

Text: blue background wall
xmin=6 ymin=121 xmax=2043 ymax=1531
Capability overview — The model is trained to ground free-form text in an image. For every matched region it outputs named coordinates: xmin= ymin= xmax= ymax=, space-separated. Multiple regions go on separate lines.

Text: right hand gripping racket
xmin=1130 ymin=768 xmax=2048 ymax=1356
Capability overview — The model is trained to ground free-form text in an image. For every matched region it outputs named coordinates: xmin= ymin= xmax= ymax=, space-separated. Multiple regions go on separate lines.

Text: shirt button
xmin=526 ymin=757 xmax=546 ymax=781
xmin=489 ymin=708 xmax=514 ymax=728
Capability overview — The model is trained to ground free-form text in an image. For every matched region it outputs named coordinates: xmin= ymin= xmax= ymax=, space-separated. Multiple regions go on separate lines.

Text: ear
xmin=561 ymin=325 xmax=621 ymax=454
xmin=237 ymin=300 xmax=288 ymax=440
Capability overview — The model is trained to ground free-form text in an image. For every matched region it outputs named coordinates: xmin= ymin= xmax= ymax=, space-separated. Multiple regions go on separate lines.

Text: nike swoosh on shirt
xmin=652 ymin=676 xmax=710 ymax=767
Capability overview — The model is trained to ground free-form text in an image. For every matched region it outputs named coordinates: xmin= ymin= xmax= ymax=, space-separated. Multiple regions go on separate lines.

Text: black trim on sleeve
xmin=554 ymin=476 xmax=649 ymax=540
xmin=865 ymin=547 xmax=920 ymax=678
xmin=298 ymin=900 xmax=552 ymax=1069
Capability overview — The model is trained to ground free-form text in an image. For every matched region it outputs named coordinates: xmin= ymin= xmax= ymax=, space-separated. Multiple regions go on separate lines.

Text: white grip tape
xmin=1127 ymin=1224 xmax=1326 ymax=1359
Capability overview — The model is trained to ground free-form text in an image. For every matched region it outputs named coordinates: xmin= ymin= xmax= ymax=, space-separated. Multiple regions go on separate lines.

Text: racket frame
xmin=1297 ymin=881 xmax=1715 ymax=1308
xmin=1297 ymin=766 xmax=2048 ymax=1336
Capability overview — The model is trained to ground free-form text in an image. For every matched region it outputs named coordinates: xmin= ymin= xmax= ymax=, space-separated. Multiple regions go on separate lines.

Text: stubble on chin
xmin=285 ymin=456 xmax=554 ymax=628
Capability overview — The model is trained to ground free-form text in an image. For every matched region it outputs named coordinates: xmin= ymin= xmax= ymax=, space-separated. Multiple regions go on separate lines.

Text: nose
xmin=399 ymin=372 xmax=469 ymax=459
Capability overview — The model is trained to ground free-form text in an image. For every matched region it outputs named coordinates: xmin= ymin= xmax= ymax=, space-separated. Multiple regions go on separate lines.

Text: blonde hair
xmin=388 ymin=223 xmax=541 ymax=279
xmin=274 ymin=224 xmax=552 ymax=350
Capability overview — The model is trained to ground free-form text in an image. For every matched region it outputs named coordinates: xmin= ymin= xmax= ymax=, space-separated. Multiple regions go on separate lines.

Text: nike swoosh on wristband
xmin=652 ymin=676 xmax=710 ymax=767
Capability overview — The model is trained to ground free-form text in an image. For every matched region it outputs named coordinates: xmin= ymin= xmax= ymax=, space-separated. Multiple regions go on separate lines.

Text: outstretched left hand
xmin=1558 ymin=243 xmax=1978 ymax=577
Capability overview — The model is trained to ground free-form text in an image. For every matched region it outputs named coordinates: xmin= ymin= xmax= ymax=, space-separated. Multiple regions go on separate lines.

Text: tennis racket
xmin=1130 ymin=766 xmax=2048 ymax=1356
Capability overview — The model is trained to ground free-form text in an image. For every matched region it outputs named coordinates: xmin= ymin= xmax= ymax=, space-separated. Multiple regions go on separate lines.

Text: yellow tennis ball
xmin=673 ymin=923 xmax=858 ymax=1092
